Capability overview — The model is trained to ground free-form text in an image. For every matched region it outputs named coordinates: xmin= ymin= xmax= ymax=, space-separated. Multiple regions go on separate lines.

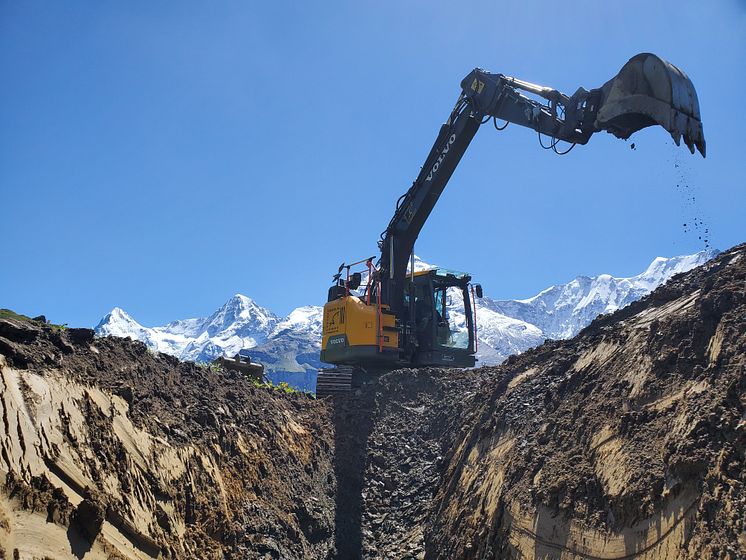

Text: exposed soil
xmin=425 ymin=244 xmax=746 ymax=559
xmin=0 ymin=243 xmax=743 ymax=559
xmin=0 ymin=320 xmax=337 ymax=559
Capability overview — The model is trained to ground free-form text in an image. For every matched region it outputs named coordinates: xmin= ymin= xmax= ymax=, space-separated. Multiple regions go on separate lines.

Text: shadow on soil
xmin=331 ymin=393 xmax=375 ymax=559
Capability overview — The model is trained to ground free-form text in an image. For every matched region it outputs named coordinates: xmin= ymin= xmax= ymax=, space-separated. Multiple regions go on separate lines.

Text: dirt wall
xmin=0 ymin=243 xmax=743 ymax=559
xmin=0 ymin=320 xmax=337 ymax=559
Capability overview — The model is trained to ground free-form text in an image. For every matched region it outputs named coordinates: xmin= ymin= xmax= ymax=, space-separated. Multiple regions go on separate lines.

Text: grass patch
xmin=197 ymin=358 xmax=309 ymax=396
xmin=0 ymin=309 xmax=33 ymax=322
xmin=0 ymin=308 xmax=67 ymax=330
xmin=251 ymin=379 xmax=297 ymax=394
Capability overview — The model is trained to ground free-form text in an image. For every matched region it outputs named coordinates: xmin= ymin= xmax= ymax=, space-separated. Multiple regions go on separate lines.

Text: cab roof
xmin=413 ymin=267 xmax=471 ymax=280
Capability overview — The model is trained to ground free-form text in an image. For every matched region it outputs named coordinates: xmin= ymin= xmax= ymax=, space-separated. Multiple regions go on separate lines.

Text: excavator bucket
xmin=595 ymin=53 xmax=705 ymax=157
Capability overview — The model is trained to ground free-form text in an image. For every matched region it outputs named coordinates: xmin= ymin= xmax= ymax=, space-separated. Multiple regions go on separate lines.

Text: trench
xmin=330 ymin=394 xmax=375 ymax=559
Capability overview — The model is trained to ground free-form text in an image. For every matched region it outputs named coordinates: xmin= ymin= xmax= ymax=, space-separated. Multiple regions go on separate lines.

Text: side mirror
xmin=475 ymin=284 xmax=483 ymax=298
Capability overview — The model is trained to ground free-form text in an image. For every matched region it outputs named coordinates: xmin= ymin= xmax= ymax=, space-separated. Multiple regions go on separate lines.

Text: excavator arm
xmin=319 ymin=53 xmax=705 ymax=395
xmin=379 ymin=53 xmax=705 ymax=315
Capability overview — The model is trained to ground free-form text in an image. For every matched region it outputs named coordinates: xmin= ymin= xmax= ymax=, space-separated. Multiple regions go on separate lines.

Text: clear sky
xmin=1 ymin=1 xmax=744 ymax=327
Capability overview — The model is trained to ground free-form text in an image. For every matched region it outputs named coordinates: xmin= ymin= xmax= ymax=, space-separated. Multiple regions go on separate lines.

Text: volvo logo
xmin=426 ymin=134 xmax=456 ymax=182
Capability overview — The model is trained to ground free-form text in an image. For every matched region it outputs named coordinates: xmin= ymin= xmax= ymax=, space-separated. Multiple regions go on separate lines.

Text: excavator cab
xmin=405 ymin=268 xmax=476 ymax=368
xmin=318 ymin=264 xmax=479 ymax=395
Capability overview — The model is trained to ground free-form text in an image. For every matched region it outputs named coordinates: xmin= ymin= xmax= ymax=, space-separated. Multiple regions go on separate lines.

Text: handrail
xmin=470 ymin=284 xmax=478 ymax=353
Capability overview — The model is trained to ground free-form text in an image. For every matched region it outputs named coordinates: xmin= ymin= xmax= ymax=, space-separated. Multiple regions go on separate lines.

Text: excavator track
xmin=316 ymin=366 xmax=355 ymax=398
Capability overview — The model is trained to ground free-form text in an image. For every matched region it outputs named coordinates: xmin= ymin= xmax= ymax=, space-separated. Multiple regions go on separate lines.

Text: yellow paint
xmin=412 ymin=268 xmax=435 ymax=277
xmin=321 ymin=296 xmax=398 ymax=351
xmin=470 ymin=78 xmax=485 ymax=93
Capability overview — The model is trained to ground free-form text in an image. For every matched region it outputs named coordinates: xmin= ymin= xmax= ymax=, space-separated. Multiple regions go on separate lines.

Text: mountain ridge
xmin=95 ymin=249 xmax=718 ymax=390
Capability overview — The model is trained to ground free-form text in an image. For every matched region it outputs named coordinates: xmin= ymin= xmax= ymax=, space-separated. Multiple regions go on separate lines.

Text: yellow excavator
xmin=318 ymin=53 xmax=705 ymax=396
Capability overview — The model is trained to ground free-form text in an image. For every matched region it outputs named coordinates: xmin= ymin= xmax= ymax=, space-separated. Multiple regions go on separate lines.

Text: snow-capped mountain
xmin=96 ymin=294 xmax=282 ymax=362
xmin=270 ymin=306 xmax=323 ymax=339
xmin=95 ymin=295 xmax=322 ymax=390
xmin=95 ymin=249 xmax=717 ymax=390
xmin=408 ymin=249 xmax=716 ymax=363
xmin=95 ymin=307 xmax=164 ymax=349
xmin=481 ymin=249 xmax=719 ymax=343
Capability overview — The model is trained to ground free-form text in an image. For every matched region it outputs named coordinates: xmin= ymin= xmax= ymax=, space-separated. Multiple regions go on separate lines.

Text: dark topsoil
xmin=0 ymin=244 xmax=744 ymax=559
xmin=0 ymin=318 xmax=337 ymax=559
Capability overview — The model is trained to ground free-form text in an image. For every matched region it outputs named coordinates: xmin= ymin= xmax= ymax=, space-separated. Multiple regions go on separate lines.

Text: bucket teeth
xmin=595 ymin=53 xmax=706 ymax=157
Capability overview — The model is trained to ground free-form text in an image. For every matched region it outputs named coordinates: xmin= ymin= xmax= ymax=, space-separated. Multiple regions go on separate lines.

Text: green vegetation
xmin=251 ymin=379 xmax=297 ymax=394
xmin=0 ymin=309 xmax=33 ymax=322
xmin=197 ymin=358 xmax=311 ymax=397
xmin=0 ymin=309 xmax=67 ymax=330
xmin=195 ymin=360 xmax=225 ymax=373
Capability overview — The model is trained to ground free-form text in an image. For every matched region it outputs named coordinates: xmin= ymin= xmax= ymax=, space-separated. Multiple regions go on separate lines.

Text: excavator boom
xmin=380 ymin=52 xmax=705 ymax=317
xmin=319 ymin=53 xmax=705 ymax=396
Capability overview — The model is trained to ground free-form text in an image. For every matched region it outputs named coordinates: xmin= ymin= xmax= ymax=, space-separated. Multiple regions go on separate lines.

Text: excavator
xmin=317 ymin=53 xmax=705 ymax=396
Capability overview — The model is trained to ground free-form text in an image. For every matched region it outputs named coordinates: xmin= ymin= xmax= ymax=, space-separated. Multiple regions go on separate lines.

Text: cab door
xmin=412 ymin=279 xmax=436 ymax=353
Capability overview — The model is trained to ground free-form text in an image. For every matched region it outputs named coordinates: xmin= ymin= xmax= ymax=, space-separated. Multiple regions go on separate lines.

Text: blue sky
xmin=1 ymin=1 xmax=744 ymax=327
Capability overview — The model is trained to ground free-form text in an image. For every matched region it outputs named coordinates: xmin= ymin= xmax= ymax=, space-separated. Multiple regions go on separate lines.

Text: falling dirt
xmin=674 ymin=150 xmax=711 ymax=249
xmin=0 ymin=244 xmax=744 ymax=559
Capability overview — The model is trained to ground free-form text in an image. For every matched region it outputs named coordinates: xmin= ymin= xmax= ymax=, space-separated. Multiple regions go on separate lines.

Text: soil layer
xmin=0 ymin=244 xmax=743 ymax=559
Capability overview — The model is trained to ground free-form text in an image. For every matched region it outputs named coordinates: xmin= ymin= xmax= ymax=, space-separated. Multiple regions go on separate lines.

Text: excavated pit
xmin=0 ymin=243 xmax=744 ymax=559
